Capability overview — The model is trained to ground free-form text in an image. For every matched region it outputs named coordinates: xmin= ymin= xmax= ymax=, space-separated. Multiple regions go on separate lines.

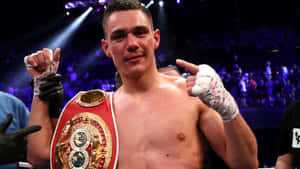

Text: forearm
xmin=224 ymin=114 xmax=258 ymax=169
xmin=27 ymin=96 xmax=53 ymax=168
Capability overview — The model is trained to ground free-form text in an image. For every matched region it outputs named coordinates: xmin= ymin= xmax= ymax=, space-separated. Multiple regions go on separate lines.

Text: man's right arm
xmin=25 ymin=48 xmax=61 ymax=169
xmin=275 ymin=153 xmax=294 ymax=169
xmin=27 ymin=97 xmax=52 ymax=168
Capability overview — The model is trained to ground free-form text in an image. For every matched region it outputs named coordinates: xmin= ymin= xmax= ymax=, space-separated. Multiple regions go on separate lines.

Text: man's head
xmin=102 ymin=0 xmax=154 ymax=38
xmin=101 ymin=0 xmax=160 ymax=78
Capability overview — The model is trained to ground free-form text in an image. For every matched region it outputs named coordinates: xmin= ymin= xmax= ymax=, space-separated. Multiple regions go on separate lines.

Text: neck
xmin=120 ymin=66 xmax=162 ymax=94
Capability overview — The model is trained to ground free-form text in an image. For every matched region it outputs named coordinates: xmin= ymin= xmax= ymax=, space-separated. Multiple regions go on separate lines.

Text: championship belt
xmin=50 ymin=89 xmax=119 ymax=169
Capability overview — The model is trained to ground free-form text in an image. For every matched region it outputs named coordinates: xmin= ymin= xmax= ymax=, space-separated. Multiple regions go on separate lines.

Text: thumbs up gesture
xmin=24 ymin=48 xmax=61 ymax=96
xmin=24 ymin=48 xmax=60 ymax=78
xmin=176 ymin=59 xmax=239 ymax=123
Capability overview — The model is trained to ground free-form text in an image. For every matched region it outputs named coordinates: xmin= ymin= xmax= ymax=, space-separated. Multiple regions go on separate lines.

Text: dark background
xmin=0 ymin=0 xmax=298 ymax=168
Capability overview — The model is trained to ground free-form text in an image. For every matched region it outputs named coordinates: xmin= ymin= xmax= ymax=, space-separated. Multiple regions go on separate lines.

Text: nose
xmin=126 ymin=33 xmax=139 ymax=52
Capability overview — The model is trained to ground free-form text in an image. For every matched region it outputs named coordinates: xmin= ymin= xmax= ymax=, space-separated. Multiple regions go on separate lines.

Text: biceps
xmin=199 ymin=108 xmax=227 ymax=159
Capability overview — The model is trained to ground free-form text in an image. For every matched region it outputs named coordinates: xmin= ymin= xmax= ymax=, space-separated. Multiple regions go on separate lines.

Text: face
xmin=101 ymin=10 xmax=160 ymax=78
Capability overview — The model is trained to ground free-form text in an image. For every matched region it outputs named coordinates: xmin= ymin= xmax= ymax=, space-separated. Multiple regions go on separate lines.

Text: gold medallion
xmin=76 ymin=89 xmax=106 ymax=107
xmin=55 ymin=112 xmax=112 ymax=169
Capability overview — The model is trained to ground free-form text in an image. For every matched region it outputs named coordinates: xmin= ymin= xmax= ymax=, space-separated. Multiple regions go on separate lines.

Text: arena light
xmin=64 ymin=0 xmax=107 ymax=9
xmin=65 ymin=2 xmax=76 ymax=9
xmin=46 ymin=7 xmax=93 ymax=49
xmin=145 ymin=0 xmax=154 ymax=8
xmin=176 ymin=0 xmax=181 ymax=4
xmin=159 ymin=0 xmax=164 ymax=7
xmin=98 ymin=0 xmax=106 ymax=5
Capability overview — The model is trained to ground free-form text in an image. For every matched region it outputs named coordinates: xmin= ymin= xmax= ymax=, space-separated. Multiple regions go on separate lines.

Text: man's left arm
xmin=198 ymin=105 xmax=258 ymax=169
xmin=223 ymin=114 xmax=258 ymax=169
xmin=177 ymin=59 xmax=258 ymax=169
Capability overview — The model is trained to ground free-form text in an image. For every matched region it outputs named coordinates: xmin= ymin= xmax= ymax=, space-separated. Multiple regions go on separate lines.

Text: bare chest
xmin=113 ymin=90 xmax=200 ymax=150
xmin=112 ymin=85 xmax=205 ymax=169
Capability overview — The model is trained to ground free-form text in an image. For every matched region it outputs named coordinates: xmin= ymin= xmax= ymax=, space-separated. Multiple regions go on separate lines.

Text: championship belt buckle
xmin=50 ymin=89 xmax=119 ymax=169
xmin=76 ymin=89 xmax=105 ymax=107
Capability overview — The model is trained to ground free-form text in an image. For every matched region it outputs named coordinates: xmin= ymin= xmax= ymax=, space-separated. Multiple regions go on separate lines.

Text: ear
xmin=153 ymin=29 xmax=160 ymax=50
xmin=101 ymin=39 xmax=112 ymax=58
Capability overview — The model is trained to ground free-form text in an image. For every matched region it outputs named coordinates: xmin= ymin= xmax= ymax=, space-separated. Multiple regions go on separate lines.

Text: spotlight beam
xmin=146 ymin=0 xmax=154 ymax=9
xmin=47 ymin=7 xmax=93 ymax=50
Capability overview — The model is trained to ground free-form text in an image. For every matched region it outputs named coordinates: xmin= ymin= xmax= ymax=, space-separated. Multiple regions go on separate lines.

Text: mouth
xmin=125 ymin=53 xmax=145 ymax=63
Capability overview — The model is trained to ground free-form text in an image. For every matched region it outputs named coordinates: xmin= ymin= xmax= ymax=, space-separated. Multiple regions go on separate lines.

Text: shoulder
xmin=0 ymin=91 xmax=23 ymax=105
xmin=0 ymin=91 xmax=28 ymax=113
xmin=160 ymin=74 xmax=210 ymax=113
xmin=160 ymin=73 xmax=187 ymax=90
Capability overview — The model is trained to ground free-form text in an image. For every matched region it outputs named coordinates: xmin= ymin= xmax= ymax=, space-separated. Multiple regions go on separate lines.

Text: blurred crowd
xmin=219 ymin=61 xmax=300 ymax=108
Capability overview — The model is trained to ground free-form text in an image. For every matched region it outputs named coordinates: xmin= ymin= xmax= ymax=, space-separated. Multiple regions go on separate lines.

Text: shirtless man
xmin=24 ymin=0 xmax=258 ymax=169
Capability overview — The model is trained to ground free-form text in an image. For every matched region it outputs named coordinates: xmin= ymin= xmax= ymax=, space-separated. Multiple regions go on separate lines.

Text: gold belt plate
xmin=55 ymin=112 xmax=112 ymax=169
xmin=76 ymin=89 xmax=106 ymax=107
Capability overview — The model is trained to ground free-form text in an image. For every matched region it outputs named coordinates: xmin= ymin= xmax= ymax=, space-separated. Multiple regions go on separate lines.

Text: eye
xmin=112 ymin=33 xmax=126 ymax=40
xmin=135 ymin=30 xmax=146 ymax=36
xmin=133 ymin=28 xmax=148 ymax=37
xmin=111 ymin=31 xmax=127 ymax=41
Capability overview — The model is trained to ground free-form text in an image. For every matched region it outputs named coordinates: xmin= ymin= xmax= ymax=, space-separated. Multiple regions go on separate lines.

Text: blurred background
xmin=0 ymin=0 xmax=298 ymax=167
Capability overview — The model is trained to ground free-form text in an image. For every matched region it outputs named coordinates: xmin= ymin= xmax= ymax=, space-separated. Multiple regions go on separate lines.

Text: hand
xmin=176 ymin=59 xmax=239 ymax=122
xmin=24 ymin=48 xmax=60 ymax=78
xmin=39 ymin=74 xmax=64 ymax=118
xmin=0 ymin=114 xmax=41 ymax=164
xmin=24 ymin=48 xmax=61 ymax=96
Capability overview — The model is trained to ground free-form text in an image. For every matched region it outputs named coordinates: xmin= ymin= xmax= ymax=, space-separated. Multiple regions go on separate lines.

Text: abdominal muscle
xmin=117 ymin=149 xmax=205 ymax=169
xmin=116 ymin=126 xmax=206 ymax=169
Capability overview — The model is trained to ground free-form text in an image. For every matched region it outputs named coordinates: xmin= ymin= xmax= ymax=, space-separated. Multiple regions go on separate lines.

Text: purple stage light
xmin=76 ymin=1 xmax=85 ymax=7
xmin=65 ymin=2 xmax=75 ymax=9
xmin=96 ymin=8 xmax=101 ymax=12
xmin=84 ymin=72 xmax=89 ymax=79
xmin=67 ymin=66 xmax=73 ymax=72
xmin=176 ymin=0 xmax=181 ymax=4
xmin=98 ymin=0 xmax=106 ymax=5
xmin=8 ymin=86 xmax=14 ymax=94
xmin=70 ymin=72 xmax=78 ymax=82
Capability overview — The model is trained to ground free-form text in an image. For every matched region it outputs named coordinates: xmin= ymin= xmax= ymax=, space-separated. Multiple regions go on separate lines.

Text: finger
xmin=43 ymin=48 xmax=53 ymax=64
xmin=33 ymin=51 xmax=45 ymax=67
xmin=14 ymin=125 xmax=41 ymax=137
xmin=176 ymin=59 xmax=199 ymax=74
xmin=25 ymin=54 xmax=37 ymax=67
xmin=186 ymin=76 xmax=196 ymax=82
xmin=53 ymin=48 xmax=61 ymax=62
xmin=186 ymin=78 xmax=195 ymax=85
xmin=186 ymin=80 xmax=196 ymax=88
xmin=0 ymin=113 xmax=13 ymax=133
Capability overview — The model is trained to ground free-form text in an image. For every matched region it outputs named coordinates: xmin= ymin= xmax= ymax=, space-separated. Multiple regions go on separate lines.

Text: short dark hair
xmin=102 ymin=0 xmax=153 ymax=37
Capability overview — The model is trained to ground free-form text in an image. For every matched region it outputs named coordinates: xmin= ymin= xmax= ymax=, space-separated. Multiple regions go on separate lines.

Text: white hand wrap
xmin=24 ymin=49 xmax=59 ymax=96
xmin=191 ymin=64 xmax=239 ymax=123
